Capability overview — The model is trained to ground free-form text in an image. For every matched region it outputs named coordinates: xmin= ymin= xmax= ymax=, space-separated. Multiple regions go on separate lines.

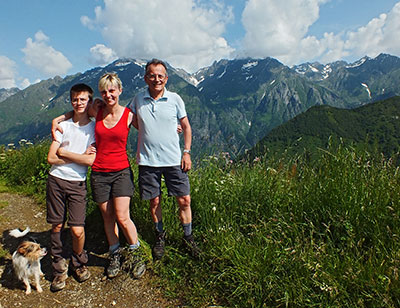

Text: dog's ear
xmin=17 ymin=243 xmax=28 ymax=255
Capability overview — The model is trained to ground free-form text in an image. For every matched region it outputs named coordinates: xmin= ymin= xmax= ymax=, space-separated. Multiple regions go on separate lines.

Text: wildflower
xmin=212 ymin=206 xmax=216 ymax=212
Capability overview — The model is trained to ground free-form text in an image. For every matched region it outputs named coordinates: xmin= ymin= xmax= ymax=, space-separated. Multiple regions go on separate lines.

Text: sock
xmin=182 ymin=222 xmax=192 ymax=237
xmin=109 ymin=243 xmax=120 ymax=254
xmin=129 ymin=241 xmax=140 ymax=250
xmin=154 ymin=220 xmax=164 ymax=233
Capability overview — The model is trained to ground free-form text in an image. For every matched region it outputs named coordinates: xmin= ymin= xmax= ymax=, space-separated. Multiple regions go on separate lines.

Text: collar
xmin=144 ymin=88 xmax=169 ymax=102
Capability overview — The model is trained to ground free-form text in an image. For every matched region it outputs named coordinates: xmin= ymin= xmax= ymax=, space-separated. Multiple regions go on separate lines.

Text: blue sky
xmin=1 ymin=0 xmax=400 ymax=89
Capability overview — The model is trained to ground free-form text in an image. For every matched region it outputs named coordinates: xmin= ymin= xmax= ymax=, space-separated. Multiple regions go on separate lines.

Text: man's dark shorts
xmin=139 ymin=165 xmax=190 ymax=200
xmin=90 ymin=167 xmax=134 ymax=203
xmin=46 ymin=174 xmax=87 ymax=226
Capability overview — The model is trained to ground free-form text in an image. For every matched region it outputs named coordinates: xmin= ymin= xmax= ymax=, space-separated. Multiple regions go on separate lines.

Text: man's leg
xmin=176 ymin=195 xmax=200 ymax=258
xmin=150 ymin=195 xmax=166 ymax=260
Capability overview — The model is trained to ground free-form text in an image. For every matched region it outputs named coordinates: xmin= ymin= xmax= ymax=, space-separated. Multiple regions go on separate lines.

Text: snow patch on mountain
xmin=346 ymin=57 xmax=369 ymax=69
xmin=361 ymin=83 xmax=371 ymax=98
xmin=217 ymin=68 xmax=227 ymax=79
xmin=242 ymin=61 xmax=258 ymax=70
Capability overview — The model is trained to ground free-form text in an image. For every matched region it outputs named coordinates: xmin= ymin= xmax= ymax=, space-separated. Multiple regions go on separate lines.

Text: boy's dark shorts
xmin=46 ymin=174 xmax=87 ymax=226
xmin=139 ymin=165 xmax=190 ymax=200
xmin=90 ymin=167 xmax=134 ymax=203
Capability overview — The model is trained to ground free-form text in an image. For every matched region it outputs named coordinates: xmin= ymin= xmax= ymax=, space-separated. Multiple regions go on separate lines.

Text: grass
xmin=0 ymin=140 xmax=399 ymax=307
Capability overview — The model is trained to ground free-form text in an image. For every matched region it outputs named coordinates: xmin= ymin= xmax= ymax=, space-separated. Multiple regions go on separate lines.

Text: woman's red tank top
xmin=92 ymin=107 xmax=131 ymax=172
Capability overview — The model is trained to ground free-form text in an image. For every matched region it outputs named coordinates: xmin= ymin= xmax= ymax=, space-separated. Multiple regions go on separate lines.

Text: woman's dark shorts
xmin=90 ymin=167 xmax=134 ymax=203
xmin=139 ymin=165 xmax=190 ymax=200
xmin=46 ymin=174 xmax=87 ymax=226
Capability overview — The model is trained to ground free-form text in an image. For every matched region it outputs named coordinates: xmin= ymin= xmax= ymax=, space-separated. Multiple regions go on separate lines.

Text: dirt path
xmin=0 ymin=192 xmax=176 ymax=308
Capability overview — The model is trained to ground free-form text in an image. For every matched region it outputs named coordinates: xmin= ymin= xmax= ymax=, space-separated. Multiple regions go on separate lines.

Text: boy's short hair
xmin=98 ymin=73 xmax=122 ymax=92
xmin=145 ymin=59 xmax=168 ymax=75
xmin=70 ymin=83 xmax=94 ymax=102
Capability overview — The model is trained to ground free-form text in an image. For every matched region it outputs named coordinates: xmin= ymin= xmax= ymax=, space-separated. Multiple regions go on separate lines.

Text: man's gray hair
xmin=145 ymin=59 xmax=168 ymax=75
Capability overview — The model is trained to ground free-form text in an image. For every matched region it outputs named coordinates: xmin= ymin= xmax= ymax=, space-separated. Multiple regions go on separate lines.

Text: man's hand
xmin=181 ymin=153 xmax=192 ymax=172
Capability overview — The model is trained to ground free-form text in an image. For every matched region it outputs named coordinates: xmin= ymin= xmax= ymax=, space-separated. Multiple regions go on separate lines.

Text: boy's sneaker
xmin=152 ymin=231 xmax=166 ymax=260
xmin=107 ymin=249 xmax=121 ymax=279
xmin=183 ymin=234 xmax=201 ymax=259
xmin=73 ymin=265 xmax=90 ymax=282
xmin=121 ymin=246 xmax=146 ymax=279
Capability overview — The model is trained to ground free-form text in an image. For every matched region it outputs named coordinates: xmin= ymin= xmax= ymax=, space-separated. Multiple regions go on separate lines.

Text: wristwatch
xmin=183 ymin=149 xmax=191 ymax=154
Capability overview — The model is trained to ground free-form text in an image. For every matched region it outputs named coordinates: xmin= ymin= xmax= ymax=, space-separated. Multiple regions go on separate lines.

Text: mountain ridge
xmin=1 ymin=53 xmax=400 ymax=158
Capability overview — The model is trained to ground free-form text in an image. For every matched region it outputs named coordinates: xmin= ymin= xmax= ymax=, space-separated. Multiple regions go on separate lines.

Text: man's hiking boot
xmin=72 ymin=265 xmax=90 ymax=282
xmin=183 ymin=234 xmax=201 ymax=259
xmin=152 ymin=231 xmax=166 ymax=260
xmin=121 ymin=246 xmax=146 ymax=279
xmin=107 ymin=249 xmax=121 ymax=279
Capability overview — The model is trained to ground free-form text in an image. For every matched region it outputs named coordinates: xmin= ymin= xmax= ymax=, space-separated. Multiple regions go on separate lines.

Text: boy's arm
xmin=51 ymin=111 xmax=73 ymax=140
xmin=56 ymin=143 xmax=96 ymax=166
xmin=47 ymin=141 xmax=71 ymax=165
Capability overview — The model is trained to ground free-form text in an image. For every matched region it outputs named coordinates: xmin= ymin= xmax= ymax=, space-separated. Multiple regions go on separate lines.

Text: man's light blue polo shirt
xmin=129 ymin=88 xmax=187 ymax=167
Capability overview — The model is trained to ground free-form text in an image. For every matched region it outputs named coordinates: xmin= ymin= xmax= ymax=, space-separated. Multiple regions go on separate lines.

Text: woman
xmin=90 ymin=73 xmax=145 ymax=279
xmin=52 ymin=73 xmax=145 ymax=279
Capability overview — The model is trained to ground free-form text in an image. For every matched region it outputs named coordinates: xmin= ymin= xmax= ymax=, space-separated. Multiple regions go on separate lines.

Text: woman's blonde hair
xmin=98 ymin=72 xmax=122 ymax=91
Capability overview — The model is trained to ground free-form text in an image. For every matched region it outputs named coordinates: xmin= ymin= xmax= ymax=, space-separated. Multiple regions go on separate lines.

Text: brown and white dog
xmin=10 ymin=228 xmax=47 ymax=294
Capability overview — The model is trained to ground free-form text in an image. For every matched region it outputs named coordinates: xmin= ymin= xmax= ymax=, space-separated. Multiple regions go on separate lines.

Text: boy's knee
xmin=70 ymin=226 xmax=85 ymax=239
xmin=52 ymin=224 xmax=63 ymax=233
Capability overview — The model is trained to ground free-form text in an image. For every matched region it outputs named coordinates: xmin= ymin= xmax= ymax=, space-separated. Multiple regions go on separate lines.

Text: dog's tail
xmin=9 ymin=227 xmax=30 ymax=238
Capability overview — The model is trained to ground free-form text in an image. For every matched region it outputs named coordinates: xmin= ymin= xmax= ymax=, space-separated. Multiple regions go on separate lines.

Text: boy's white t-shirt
xmin=49 ymin=119 xmax=95 ymax=181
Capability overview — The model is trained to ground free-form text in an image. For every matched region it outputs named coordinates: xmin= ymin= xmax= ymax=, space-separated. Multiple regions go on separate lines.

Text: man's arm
xmin=57 ymin=143 xmax=96 ymax=166
xmin=180 ymin=116 xmax=192 ymax=172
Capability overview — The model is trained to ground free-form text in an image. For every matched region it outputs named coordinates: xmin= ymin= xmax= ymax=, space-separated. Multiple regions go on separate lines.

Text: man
xmin=47 ymin=83 xmax=96 ymax=291
xmin=129 ymin=59 xmax=200 ymax=259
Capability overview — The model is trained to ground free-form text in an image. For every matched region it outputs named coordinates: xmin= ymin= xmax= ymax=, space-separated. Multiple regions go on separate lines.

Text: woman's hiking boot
xmin=121 ymin=246 xmax=146 ymax=279
xmin=107 ymin=249 xmax=121 ymax=279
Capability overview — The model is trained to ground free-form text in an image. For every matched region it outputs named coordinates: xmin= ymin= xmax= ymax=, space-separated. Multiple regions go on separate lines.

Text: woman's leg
xmin=113 ymin=196 xmax=138 ymax=245
xmin=98 ymin=199 xmax=119 ymax=247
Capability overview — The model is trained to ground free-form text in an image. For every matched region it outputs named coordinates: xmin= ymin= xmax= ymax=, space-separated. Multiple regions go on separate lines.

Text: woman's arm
xmin=51 ymin=111 xmax=73 ymax=140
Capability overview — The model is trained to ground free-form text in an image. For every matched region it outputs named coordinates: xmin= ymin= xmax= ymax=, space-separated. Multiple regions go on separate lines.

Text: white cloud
xmin=89 ymin=44 xmax=118 ymax=66
xmin=82 ymin=0 xmax=234 ymax=72
xmin=21 ymin=31 xmax=72 ymax=76
xmin=342 ymin=3 xmax=400 ymax=60
xmin=0 ymin=56 xmax=17 ymax=88
xmin=241 ymin=0 xmax=400 ymax=65
xmin=241 ymin=0 xmax=328 ymax=65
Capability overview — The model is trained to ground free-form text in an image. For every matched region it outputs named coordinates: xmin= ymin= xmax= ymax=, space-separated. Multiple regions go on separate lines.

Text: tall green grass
xmin=1 ymin=140 xmax=399 ymax=307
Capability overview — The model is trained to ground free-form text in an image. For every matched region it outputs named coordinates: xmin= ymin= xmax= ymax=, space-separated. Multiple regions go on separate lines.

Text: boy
xmin=46 ymin=83 xmax=96 ymax=292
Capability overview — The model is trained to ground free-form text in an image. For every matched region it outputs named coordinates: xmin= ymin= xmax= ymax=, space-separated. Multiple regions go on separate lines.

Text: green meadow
xmin=1 ymin=140 xmax=399 ymax=307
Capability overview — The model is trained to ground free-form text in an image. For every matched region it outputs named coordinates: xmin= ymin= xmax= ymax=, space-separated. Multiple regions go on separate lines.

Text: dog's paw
xmin=25 ymin=288 xmax=31 ymax=295
xmin=37 ymin=286 xmax=43 ymax=293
